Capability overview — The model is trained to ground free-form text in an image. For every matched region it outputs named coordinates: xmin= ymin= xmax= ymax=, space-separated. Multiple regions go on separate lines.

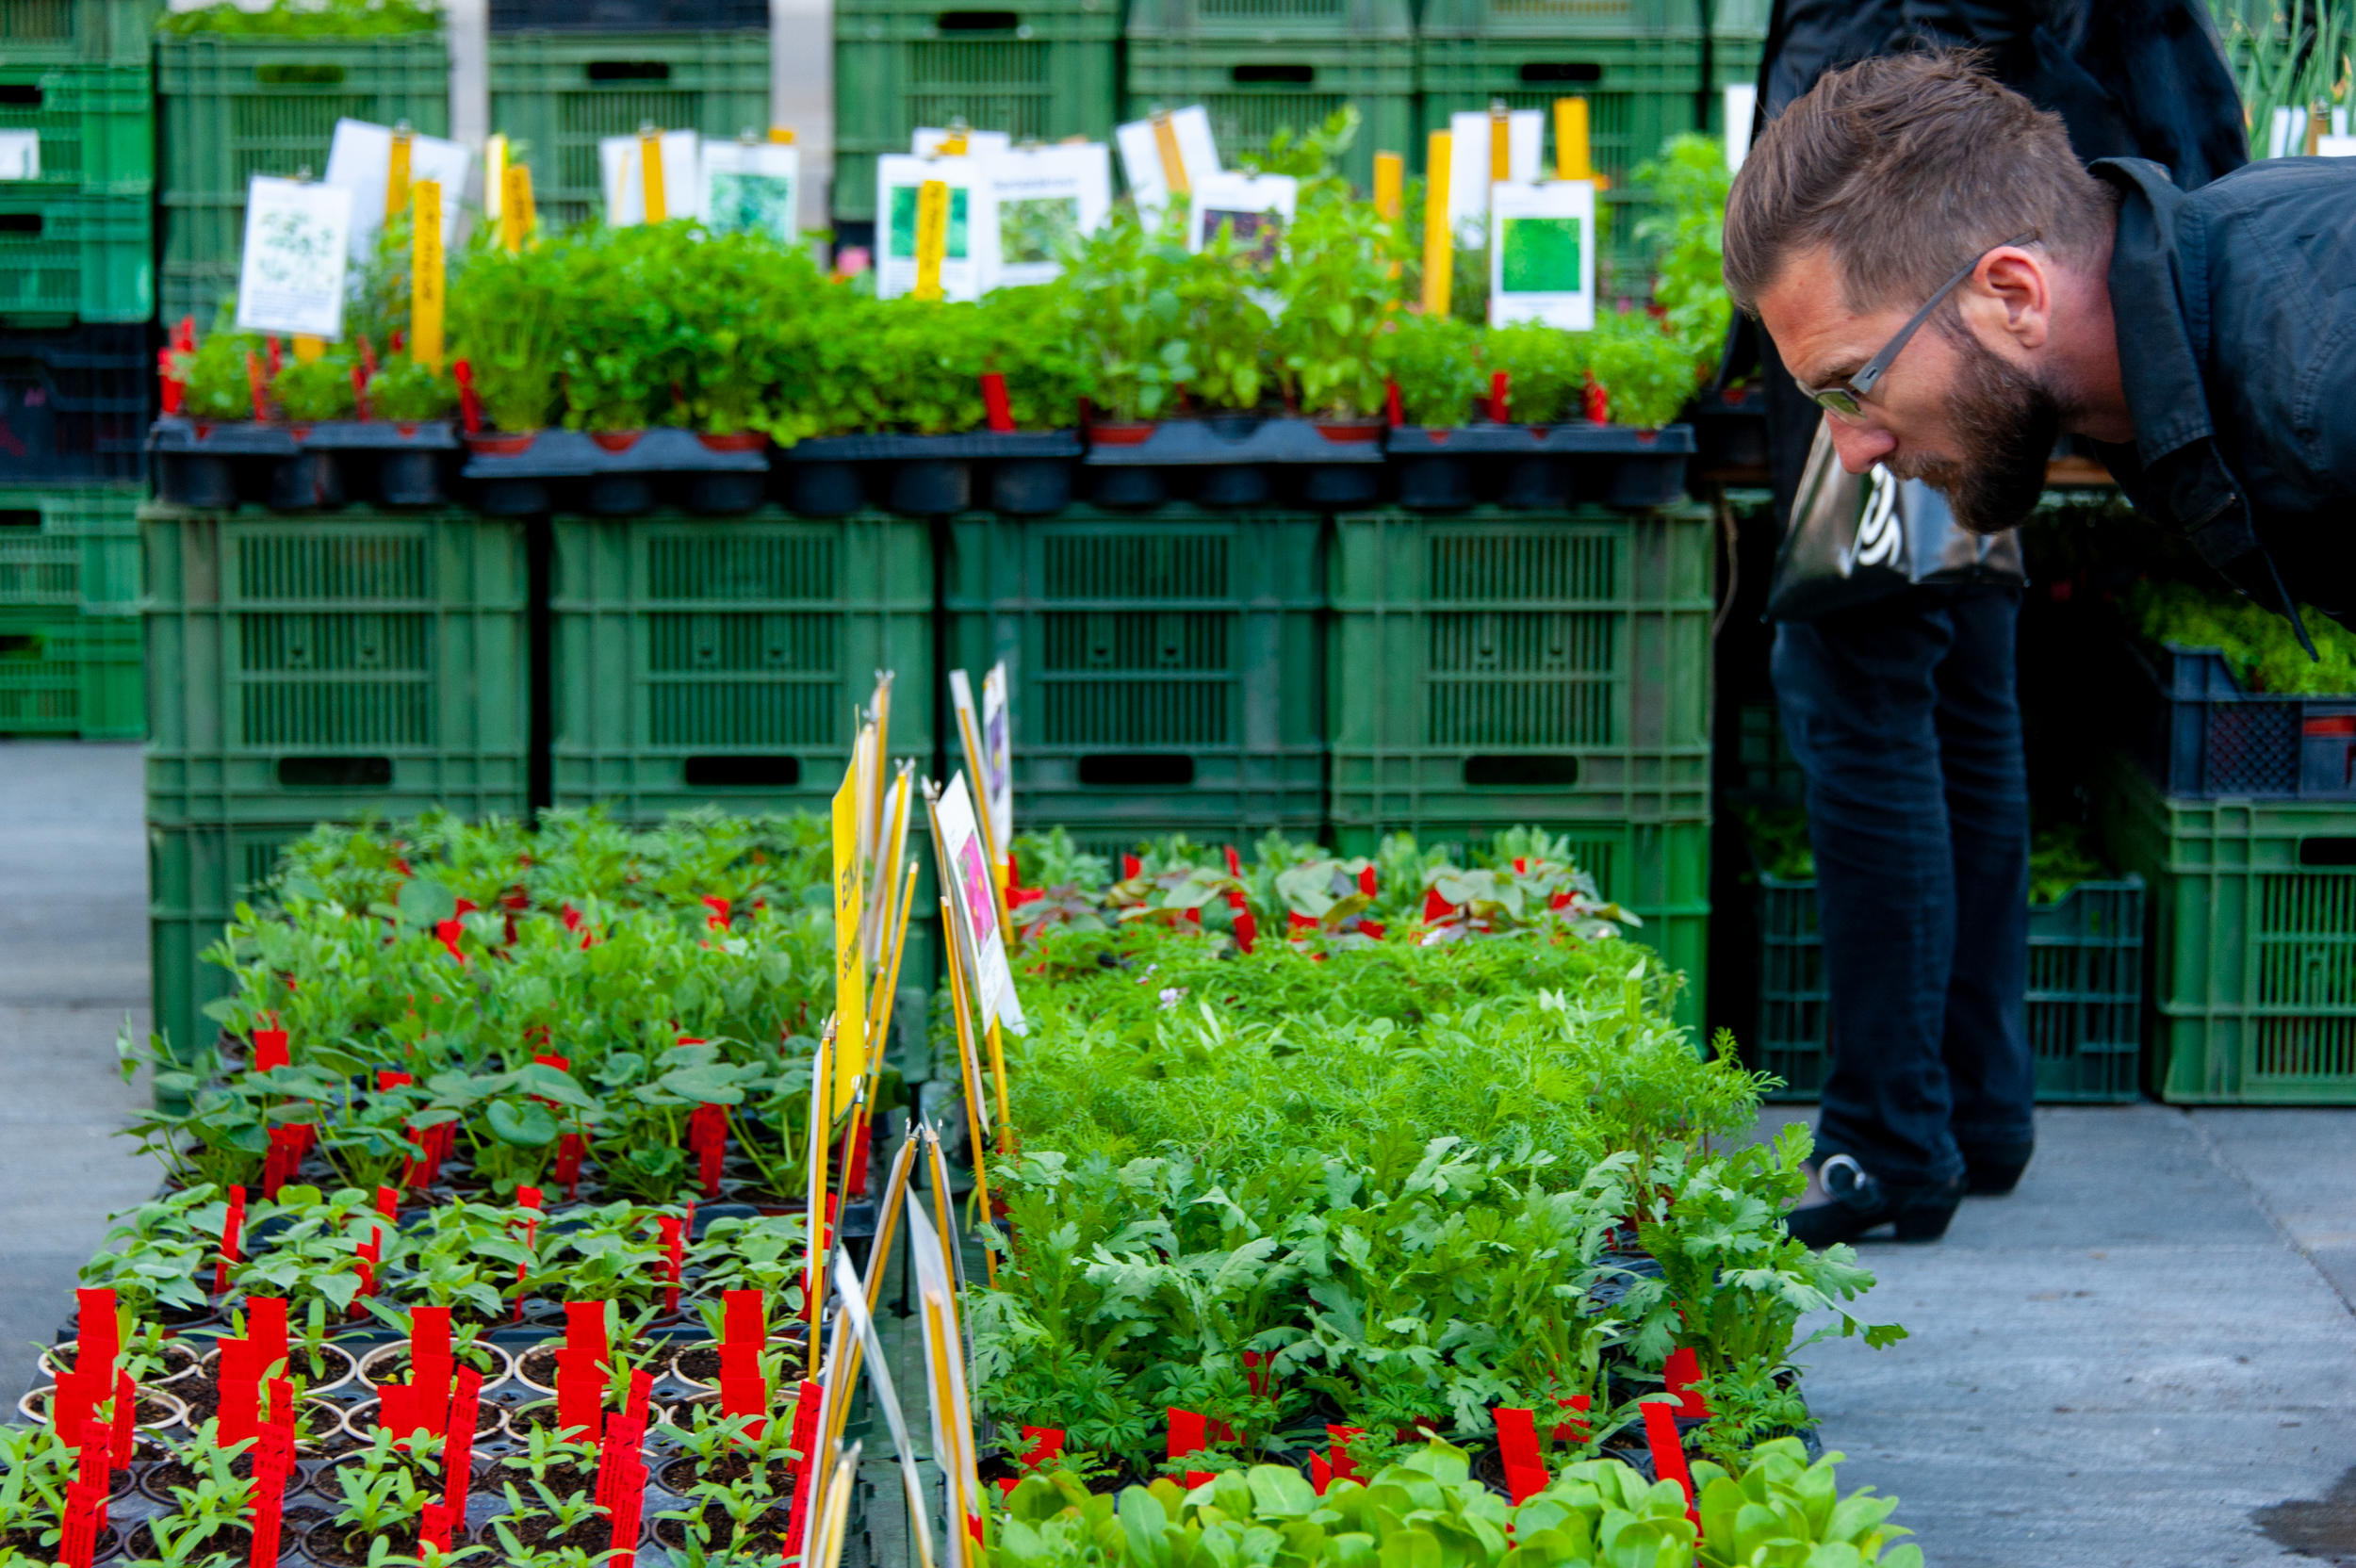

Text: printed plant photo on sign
xmin=957 ymin=833 xmax=997 ymax=951
xmin=1187 ymin=172 xmax=1297 ymax=267
xmin=891 ymin=182 xmax=969 ymax=260
xmin=1000 ymin=196 xmax=1079 ymax=265
xmin=1488 ymin=179 xmax=1595 ymax=330
xmin=702 ymin=139 xmax=799 ymax=241
xmin=236 ymin=175 xmax=353 ymax=338
xmin=1501 ymin=211 xmax=1581 ymax=292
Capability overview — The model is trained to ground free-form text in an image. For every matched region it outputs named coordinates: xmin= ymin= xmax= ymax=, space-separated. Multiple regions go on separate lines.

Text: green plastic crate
xmin=1733 ymin=698 xmax=1803 ymax=802
xmin=1413 ymin=32 xmax=1759 ymax=289
xmin=1123 ymin=41 xmax=1416 ymax=197
xmin=0 ymin=608 xmax=139 ymax=735
xmin=1415 ymin=0 xmax=1748 ymax=39
xmin=1328 ymin=504 xmax=1712 ymax=833
xmin=1745 ymin=845 xmax=2147 ymax=1104
xmin=0 ymin=0 xmax=155 ymax=68
xmin=945 ymin=505 xmax=1325 ymax=837
xmin=834 ymin=0 xmax=1120 ymax=224
xmin=156 ymin=31 xmax=449 ymax=324
xmin=147 ymin=817 xmax=314 ymax=1062
xmin=141 ymin=505 xmax=531 ymax=826
xmin=0 ymin=63 xmax=154 ymax=195
xmin=0 ymin=189 xmax=149 ymax=323
xmin=1332 ymin=813 xmax=1709 ymax=1033
xmin=0 ymin=483 xmax=139 ymax=613
xmin=488 ymin=32 xmax=770 ymax=229
xmin=549 ymin=509 xmax=935 ymax=820
xmin=2099 ymin=753 xmax=2356 ymax=1103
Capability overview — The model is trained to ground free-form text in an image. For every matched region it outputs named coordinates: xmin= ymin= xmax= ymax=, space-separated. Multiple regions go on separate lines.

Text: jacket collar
xmin=2091 ymin=157 xmax=2216 ymax=467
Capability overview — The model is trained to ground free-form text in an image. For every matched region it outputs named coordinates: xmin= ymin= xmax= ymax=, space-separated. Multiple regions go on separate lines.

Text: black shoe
xmin=1785 ymin=1154 xmax=1965 ymax=1248
xmin=1960 ymin=1141 xmax=2034 ymax=1197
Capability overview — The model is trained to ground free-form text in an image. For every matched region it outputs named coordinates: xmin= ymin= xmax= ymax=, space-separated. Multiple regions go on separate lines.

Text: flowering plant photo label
xmin=237 ymin=176 xmax=353 ymax=339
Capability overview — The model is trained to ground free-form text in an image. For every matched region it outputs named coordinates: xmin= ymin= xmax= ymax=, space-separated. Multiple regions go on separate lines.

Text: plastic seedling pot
xmin=1497 ymin=452 xmax=1571 ymax=509
xmin=990 ymin=456 xmax=1074 ymax=515
xmin=266 ymin=449 xmax=346 ymax=512
xmin=885 ymin=458 xmax=971 ymax=516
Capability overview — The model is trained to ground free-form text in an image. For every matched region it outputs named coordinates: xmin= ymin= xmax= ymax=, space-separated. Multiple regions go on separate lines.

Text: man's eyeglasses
xmin=1795 ymin=234 xmax=2037 ymax=420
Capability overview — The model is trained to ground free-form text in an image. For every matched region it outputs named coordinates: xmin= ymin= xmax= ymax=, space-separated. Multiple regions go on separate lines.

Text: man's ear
xmin=1964 ymin=248 xmax=2050 ymax=352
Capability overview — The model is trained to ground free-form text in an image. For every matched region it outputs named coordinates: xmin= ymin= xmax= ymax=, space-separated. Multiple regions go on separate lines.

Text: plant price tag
xmin=1487 ymin=180 xmax=1595 ymax=332
xmin=1116 ymin=105 xmax=1219 ymax=224
xmin=875 ymin=153 xmax=979 ymax=302
xmin=934 ymin=773 xmax=1024 ymax=1036
xmin=1446 ymin=108 xmax=1541 ymax=235
xmin=831 ymin=769 xmax=868 ymax=1107
xmin=1187 ymin=171 xmax=1296 ymax=259
xmin=701 ymin=138 xmax=800 ymax=241
xmin=236 ymin=175 xmax=353 ymax=340
xmin=979 ymin=662 xmax=1014 ymax=853
xmin=599 ymin=129 xmax=704 ymax=225
xmin=973 ymin=142 xmax=1112 ymax=292
xmin=325 ymin=119 xmax=471 ymax=262
xmin=0 ymin=131 xmax=38 ymax=180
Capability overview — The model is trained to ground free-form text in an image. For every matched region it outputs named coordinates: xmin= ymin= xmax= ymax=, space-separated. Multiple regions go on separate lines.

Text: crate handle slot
xmin=1519 ymin=62 xmax=1602 ymax=84
xmin=0 ymin=510 xmax=41 ymax=530
xmin=684 ymin=755 xmax=802 ymax=787
xmin=587 ymin=60 xmax=673 ymax=82
xmin=277 ymin=757 xmax=394 ymax=788
xmin=1231 ymin=64 xmax=1315 ymax=85
xmin=0 ymin=85 xmax=43 ymax=108
xmin=1463 ymin=756 xmax=1581 ymax=788
xmin=0 ymin=631 xmax=41 ymax=657
xmin=1077 ymin=754 xmax=1195 ymax=787
xmin=0 ymin=214 xmax=43 ymax=237
xmin=254 ymin=63 xmax=346 ymax=85
xmin=938 ymin=9 xmax=1021 ymax=28
xmin=2298 ymin=838 xmax=2356 ymax=868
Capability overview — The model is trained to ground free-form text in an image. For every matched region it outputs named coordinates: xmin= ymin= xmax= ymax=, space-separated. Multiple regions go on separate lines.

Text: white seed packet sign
xmin=912 ymin=126 xmax=1013 ymax=158
xmin=980 ymin=662 xmax=1013 ymax=851
xmin=1488 ymin=179 xmax=1595 ymax=331
xmin=599 ymin=129 xmax=705 ymax=224
xmin=875 ymin=153 xmax=981 ymax=302
xmin=934 ymin=773 xmax=1024 ymax=1036
xmin=236 ymin=176 xmax=353 ymax=339
xmin=2319 ymin=134 xmax=2356 ymax=158
xmin=701 ymin=138 xmax=800 ymax=241
xmin=1724 ymin=84 xmax=1757 ymax=171
xmin=905 ymin=1197 xmax=981 ymax=1568
xmin=1447 ymin=109 xmax=1543 ymax=233
xmin=0 ymin=131 xmax=40 ymax=181
xmin=974 ymin=142 xmax=1111 ymax=290
xmin=1116 ymin=105 xmax=1219 ymax=224
xmin=2270 ymin=105 xmax=2350 ymax=157
xmin=323 ymin=119 xmax=472 ymax=261
xmin=1187 ymin=170 xmax=1295 ymax=260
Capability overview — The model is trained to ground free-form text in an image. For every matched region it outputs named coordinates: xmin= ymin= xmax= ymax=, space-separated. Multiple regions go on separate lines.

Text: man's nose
xmin=1827 ymin=418 xmax=1897 ymax=474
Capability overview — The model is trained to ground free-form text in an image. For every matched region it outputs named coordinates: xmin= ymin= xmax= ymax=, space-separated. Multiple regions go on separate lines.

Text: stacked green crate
xmin=487 ymin=33 xmax=770 ymax=229
xmin=547 ymin=507 xmax=939 ymax=984
xmin=155 ymin=28 xmax=449 ymax=327
xmin=1123 ymin=0 xmax=1415 ymax=199
xmin=1327 ymin=503 xmax=1713 ymax=1029
xmin=142 ymin=504 xmax=532 ymax=1054
xmin=834 ymin=0 xmax=1120 ymax=225
xmin=1414 ymin=0 xmax=1761 ymax=292
xmin=946 ymin=504 xmax=1326 ymax=851
xmin=2100 ymin=752 xmax=2356 ymax=1103
xmin=0 ymin=0 xmax=154 ymax=324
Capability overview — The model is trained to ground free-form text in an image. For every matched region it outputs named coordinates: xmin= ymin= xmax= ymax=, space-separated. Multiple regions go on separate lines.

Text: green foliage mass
xmin=158 ymin=0 xmax=439 ymax=34
xmin=270 ymin=352 xmax=357 ymax=422
xmin=2127 ymin=579 xmax=2356 ymax=696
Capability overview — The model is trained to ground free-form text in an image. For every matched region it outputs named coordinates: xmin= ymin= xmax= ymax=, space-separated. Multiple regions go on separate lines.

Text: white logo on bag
xmin=1850 ymin=465 xmax=1903 ymax=571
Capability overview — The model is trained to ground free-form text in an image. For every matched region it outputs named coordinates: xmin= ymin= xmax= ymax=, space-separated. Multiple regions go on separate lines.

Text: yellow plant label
xmin=1490 ymin=102 xmax=1513 ymax=183
xmin=483 ymin=134 xmax=507 ymax=220
xmin=410 ymin=180 xmax=444 ymax=372
xmin=1151 ymin=110 xmax=1189 ymax=195
xmin=1372 ymin=152 xmax=1403 ymax=220
xmin=769 ymin=125 xmax=796 ymax=144
xmin=1422 ymin=130 xmax=1453 ymax=318
xmin=830 ymin=767 xmax=867 ymax=1111
xmin=639 ymin=129 xmax=667 ymax=222
xmin=291 ymin=335 xmax=325 ymax=363
xmin=913 ymin=179 xmax=949 ymax=302
xmin=386 ymin=125 xmax=414 ymax=222
xmin=1555 ymin=98 xmax=1593 ymax=183
xmin=501 ymin=163 xmax=535 ymax=251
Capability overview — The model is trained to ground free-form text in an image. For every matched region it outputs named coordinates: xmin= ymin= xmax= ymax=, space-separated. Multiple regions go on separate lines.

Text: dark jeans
xmin=1772 ymin=585 xmax=2035 ymax=1187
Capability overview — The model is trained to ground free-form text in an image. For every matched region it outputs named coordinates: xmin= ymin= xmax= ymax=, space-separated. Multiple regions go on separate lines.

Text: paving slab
xmin=0 ymin=741 xmax=155 ymax=1401
xmin=1778 ymin=1103 xmax=2356 ymax=1568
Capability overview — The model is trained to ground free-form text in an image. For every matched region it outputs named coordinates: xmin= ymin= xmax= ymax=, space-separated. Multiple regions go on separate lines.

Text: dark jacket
xmin=1741 ymin=0 xmax=2250 ymax=555
xmin=2086 ymin=156 xmax=2356 ymax=630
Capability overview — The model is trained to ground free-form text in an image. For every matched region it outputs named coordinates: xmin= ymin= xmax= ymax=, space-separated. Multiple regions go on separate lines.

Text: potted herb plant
xmin=1379 ymin=311 xmax=1486 ymax=509
xmin=449 ymin=234 xmax=565 ymax=516
xmin=1267 ymin=186 xmax=1399 ymax=508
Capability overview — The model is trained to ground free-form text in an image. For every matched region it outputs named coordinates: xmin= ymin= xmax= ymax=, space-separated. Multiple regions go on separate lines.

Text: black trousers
xmin=1772 ymin=585 xmax=2037 ymax=1186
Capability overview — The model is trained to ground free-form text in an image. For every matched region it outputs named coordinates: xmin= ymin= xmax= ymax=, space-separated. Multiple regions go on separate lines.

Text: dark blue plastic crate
xmin=2134 ymin=641 xmax=2356 ymax=802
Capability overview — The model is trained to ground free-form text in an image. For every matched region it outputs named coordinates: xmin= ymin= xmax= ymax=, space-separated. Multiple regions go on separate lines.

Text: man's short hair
xmin=1723 ymin=51 xmax=2116 ymax=317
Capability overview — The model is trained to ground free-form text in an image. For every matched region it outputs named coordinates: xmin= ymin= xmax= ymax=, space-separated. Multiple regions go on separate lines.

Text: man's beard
xmin=1890 ymin=327 xmax=2064 ymax=535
